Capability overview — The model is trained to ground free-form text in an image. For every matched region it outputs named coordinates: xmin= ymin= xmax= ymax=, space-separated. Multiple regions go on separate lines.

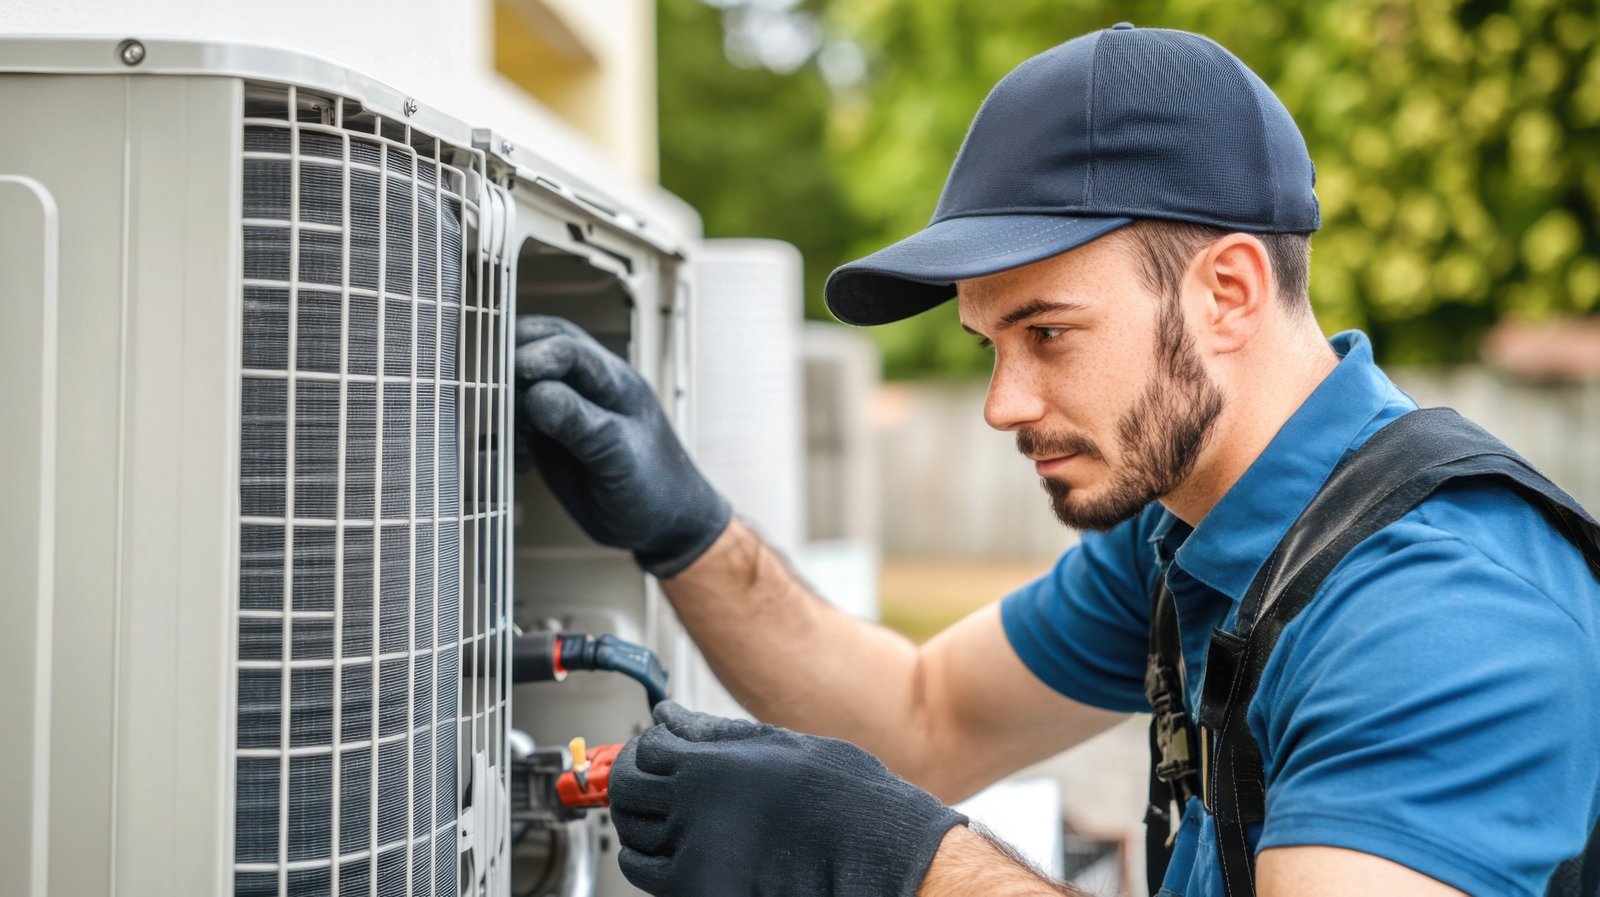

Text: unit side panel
xmin=0 ymin=73 xmax=138 ymax=897
xmin=117 ymin=74 xmax=245 ymax=896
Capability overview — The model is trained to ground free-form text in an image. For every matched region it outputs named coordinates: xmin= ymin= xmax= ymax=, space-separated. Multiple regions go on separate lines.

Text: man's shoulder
xmin=1335 ymin=476 xmax=1599 ymax=633
xmin=1259 ymin=475 xmax=1600 ymax=704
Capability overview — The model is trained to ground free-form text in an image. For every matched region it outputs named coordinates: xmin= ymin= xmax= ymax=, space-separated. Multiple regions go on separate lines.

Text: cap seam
xmin=1236 ymin=56 xmax=1282 ymax=226
xmin=926 ymin=206 xmax=1311 ymax=232
xmin=928 ymin=206 xmax=1133 ymax=225
xmin=1085 ymin=30 xmax=1107 ymax=207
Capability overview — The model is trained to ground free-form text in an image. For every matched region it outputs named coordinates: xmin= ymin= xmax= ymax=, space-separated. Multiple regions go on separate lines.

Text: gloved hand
xmin=608 ymin=702 xmax=968 ymax=897
xmin=514 ymin=315 xmax=731 ymax=578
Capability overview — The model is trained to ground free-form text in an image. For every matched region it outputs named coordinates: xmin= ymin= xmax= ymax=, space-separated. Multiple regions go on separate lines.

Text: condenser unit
xmin=1 ymin=35 xmax=717 ymax=897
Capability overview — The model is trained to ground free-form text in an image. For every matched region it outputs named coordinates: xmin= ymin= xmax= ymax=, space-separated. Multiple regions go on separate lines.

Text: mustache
xmin=1016 ymin=428 xmax=1104 ymax=463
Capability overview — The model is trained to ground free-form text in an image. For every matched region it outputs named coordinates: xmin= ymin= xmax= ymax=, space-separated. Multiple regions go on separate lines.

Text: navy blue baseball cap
xmin=824 ymin=23 xmax=1320 ymax=326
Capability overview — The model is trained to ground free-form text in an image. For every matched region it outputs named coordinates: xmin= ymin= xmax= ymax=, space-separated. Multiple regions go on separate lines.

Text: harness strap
xmin=1547 ymin=820 xmax=1600 ymax=897
xmin=1144 ymin=721 xmax=1177 ymax=896
xmin=1144 ymin=568 xmax=1201 ymax=894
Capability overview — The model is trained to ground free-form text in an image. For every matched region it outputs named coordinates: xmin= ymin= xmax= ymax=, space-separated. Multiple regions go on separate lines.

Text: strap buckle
xmin=1145 ymin=661 xmax=1201 ymax=799
xmin=1153 ymin=708 xmax=1196 ymax=784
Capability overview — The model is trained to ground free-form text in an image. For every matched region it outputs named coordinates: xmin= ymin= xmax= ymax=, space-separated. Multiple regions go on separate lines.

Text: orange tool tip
xmin=557 ymin=741 xmax=624 ymax=809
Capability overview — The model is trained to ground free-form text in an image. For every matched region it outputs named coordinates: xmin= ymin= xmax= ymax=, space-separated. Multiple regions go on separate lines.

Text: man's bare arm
xmin=1257 ymin=847 xmax=1467 ymax=897
xmin=918 ymin=826 xmax=1090 ymax=897
xmin=918 ymin=832 xmax=1471 ymax=897
xmin=661 ymin=519 xmax=1124 ymax=800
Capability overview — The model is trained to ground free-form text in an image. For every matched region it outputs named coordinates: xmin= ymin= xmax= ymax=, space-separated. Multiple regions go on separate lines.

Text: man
xmin=515 ymin=24 xmax=1600 ymax=897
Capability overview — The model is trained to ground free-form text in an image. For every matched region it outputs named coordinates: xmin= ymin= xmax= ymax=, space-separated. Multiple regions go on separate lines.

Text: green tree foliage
xmin=657 ymin=0 xmax=859 ymax=320
xmin=660 ymin=0 xmax=1600 ymax=375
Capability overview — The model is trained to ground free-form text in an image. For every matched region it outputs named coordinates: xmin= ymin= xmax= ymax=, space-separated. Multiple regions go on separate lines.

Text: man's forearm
xmin=919 ymin=826 xmax=1091 ymax=897
xmin=660 ymin=519 xmax=932 ymax=772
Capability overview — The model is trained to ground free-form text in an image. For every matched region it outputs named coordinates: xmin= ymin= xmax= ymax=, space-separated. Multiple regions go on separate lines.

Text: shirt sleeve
xmin=1253 ymin=514 xmax=1600 ymax=897
xmin=999 ymin=508 xmax=1159 ymax=713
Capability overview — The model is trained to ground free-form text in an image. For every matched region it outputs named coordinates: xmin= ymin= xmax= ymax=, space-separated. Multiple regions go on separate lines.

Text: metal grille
xmin=235 ymin=85 xmax=511 ymax=897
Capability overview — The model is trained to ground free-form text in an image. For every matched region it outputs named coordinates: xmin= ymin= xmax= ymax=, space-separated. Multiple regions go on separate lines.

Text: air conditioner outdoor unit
xmin=1 ymin=36 xmax=714 ymax=897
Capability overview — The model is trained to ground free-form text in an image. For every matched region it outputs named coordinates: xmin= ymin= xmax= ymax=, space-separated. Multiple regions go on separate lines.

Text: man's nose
xmin=984 ymin=359 xmax=1047 ymax=431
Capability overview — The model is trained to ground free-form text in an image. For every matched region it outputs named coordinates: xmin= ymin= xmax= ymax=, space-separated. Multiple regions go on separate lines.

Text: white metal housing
xmin=0 ymin=35 xmax=717 ymax=897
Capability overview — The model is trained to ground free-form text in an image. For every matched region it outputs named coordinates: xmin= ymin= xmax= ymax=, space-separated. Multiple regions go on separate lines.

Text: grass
xmin=877 ymin=557 xmax=1053 ymax=642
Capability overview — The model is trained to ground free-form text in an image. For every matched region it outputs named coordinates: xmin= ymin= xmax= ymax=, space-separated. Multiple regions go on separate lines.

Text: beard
xmin=1017 ymin=300 xmax=1225 ymax=532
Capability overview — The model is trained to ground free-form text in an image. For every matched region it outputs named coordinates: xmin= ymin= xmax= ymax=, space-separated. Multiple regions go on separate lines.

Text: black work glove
xmin=514 ymin=315 xmax=731 ymax=578
xmin=608 ymin=702 xmax=968 ymax=897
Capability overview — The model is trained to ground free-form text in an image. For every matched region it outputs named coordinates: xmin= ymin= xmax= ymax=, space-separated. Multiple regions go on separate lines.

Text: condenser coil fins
xmin=233 ymin=85 xmax=511 ymax=897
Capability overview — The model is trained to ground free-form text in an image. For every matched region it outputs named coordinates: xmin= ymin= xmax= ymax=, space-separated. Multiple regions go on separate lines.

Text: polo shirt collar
xmin=1169 ymin=331 xmax=1398 ymax=601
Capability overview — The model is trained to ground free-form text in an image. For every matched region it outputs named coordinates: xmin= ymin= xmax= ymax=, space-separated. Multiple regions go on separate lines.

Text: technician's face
xmin=957 ymin=234 xmax=1224 ymax=531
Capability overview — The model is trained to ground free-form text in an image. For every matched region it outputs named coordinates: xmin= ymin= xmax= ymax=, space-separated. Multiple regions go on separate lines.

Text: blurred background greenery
xmin=658 ymin=0 xmax=1600 ymax=377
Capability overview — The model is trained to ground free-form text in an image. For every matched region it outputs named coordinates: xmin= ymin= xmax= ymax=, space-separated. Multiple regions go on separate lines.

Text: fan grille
xmin=234 ymin=87 xmax=510 ymax=897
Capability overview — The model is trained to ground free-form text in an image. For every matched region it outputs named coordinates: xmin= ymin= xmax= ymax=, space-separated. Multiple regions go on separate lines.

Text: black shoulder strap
xmin=1195 ymin=407 xmax=1600 ymax=897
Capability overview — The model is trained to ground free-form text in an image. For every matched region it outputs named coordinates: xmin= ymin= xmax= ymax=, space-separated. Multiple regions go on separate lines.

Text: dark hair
xmin=1119 ymin=219 xmax=1312 ymax=311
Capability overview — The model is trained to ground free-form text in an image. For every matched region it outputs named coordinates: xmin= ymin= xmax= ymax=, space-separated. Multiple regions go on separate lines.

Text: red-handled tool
xmin=556 ymin=737 xmax=624 ymax=809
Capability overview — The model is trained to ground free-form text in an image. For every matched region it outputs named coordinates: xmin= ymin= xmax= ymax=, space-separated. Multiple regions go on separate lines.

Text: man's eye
xmin=1031 ymin=326 xmax=1066 ymax=344
xmin=976 ymin=337 xmax=993 ymax=350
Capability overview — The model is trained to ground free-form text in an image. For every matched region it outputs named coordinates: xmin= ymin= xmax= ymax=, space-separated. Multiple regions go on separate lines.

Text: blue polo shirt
xmin=1001 ymin=331 xmax=1600 ymax=897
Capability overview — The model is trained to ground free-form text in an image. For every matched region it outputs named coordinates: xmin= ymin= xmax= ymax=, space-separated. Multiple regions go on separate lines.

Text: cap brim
xmin=824 ymin=214 xmax=1133 ymax=326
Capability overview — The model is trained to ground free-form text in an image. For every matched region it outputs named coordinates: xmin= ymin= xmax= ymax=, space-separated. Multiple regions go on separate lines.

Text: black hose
xmin=507 ymin=631 xmax=670 ymax=709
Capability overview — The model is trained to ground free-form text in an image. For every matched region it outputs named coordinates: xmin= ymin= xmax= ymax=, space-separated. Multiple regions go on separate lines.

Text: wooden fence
xmin=873 ymin=368 xmax=1600 ymax=561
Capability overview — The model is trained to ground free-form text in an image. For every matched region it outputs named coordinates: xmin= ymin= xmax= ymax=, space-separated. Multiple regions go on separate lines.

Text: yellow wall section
xmin=493 ymin=0 xmax=658 ymax=182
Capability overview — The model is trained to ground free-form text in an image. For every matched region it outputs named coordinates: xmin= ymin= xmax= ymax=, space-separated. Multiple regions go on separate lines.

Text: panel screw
xmin=117 ymin=39 xmax=145 ymax=66
xmin=402 ymin=97 xmax=418 ymax=117
xmin=501 ymin=139 xmax=514 ymax=155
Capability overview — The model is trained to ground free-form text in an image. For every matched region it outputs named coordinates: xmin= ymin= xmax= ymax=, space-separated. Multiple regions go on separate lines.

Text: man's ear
xmin=1191 ymin=233 xmax=1272 ymax=354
